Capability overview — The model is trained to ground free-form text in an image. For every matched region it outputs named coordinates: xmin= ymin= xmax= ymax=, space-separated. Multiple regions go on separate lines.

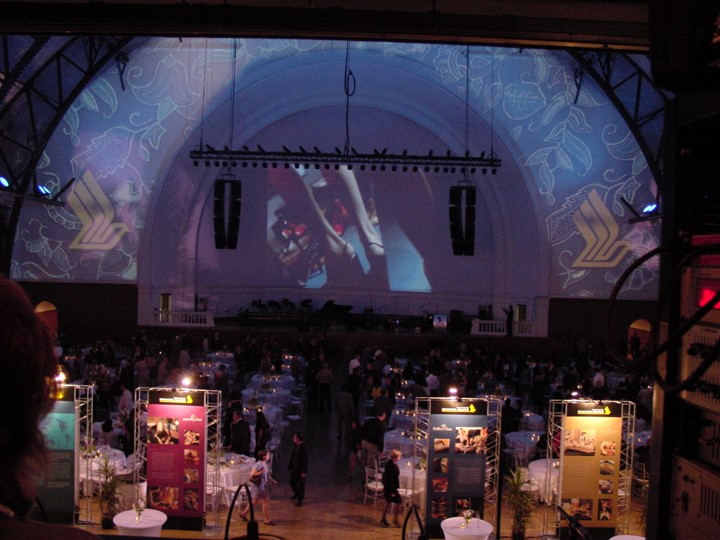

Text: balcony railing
xmin=148 ymin=308 xmax=535 ymax=336
xmin=153 ymin=309 xmax=214 ymax=327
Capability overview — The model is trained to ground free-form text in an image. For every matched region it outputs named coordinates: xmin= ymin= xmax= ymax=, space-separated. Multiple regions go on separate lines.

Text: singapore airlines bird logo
xmin=68 ymin=171 xmax=129 ymax=250
xmin=572 ymin=189 xmax=630 ymax=268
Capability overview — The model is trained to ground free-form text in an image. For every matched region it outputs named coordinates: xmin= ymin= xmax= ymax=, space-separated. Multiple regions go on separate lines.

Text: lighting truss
xmin=189 ymin=146 xmax=502 ymax=174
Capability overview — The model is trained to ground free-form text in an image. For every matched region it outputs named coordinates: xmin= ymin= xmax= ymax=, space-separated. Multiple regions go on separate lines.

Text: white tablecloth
xmin=209 ymin=459 xmax=256 ymax=490
xmin=440 ymin=517 xmax=493 ymax=540
xmin=398 ymin=458 xmax=426 ymax=489
xmin=519 ymin=411 xmax=544 ymax=431
xmin=79 ymin=447 xmax=128 ymax=493
xmin=250 ymin=374 xmax=295 ymax=390
xmin=505 ymin=431 xmax=543 ymax=463
xmin=242 ymin=387 xmax=291 ymax=407
xmin=528 ymin=458 xmax=559 ymax=504
xmin=391 ymin=408 xmax=416 ymax=430
xmin=113 ymin=509 xmax=167 ymax=537
xmin=384 ymin=430 xmax=419 ymax=457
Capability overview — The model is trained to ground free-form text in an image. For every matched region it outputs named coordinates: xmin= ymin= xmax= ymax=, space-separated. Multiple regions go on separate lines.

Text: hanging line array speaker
xmin=214 ymin=180 xmax=242 ymax=249
xmin=449 ymin=185 xmax=475 ymax=256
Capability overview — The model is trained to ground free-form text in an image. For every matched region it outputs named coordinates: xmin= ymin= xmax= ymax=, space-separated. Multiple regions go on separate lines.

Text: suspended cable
xmin=199 ymin=38 xmax=208 ymax=149
xmin=342 ymin=41 xmax=356 ymax=161
xmin=463 ymin=45 xmax=470 ymax=183
xmin=490 ymin=46 xmax=496 ymax=160
xmin=229 ymin=38 xmax=238 ymax=151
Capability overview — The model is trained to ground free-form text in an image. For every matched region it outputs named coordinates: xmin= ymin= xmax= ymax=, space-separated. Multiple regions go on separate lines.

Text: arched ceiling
xmin=0 ymin=2 xmax=666 ymax=316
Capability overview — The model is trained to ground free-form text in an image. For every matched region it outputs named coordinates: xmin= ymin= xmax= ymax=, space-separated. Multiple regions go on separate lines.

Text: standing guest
xmin=348 ymin=353 xmax=361 ymax=377
xmin=117 ymin=382 xmax=134 ymax=414
xmin=425 ymin=369 xmax=440 ymax=397
xmin=156 ymin=353 xmax=171 ymax=386
xmin=254 ymin=410 xmax=271 ymax=459
xmin=178 ymin=344 xmax=192 ymax=370
xmin=373 ymin=387 xmax=393 ymax=424
xmin=134 ymin=354 xmax=150 ymax=388
xmin=503 ymin=305 xmax=514 ymax=337
xmin=288 ymin=431 xmax=308 ymax=507
xmin=380 ymin=449 xmax=403 ymax=527
xmin=304 ymin=355 xmax=321 ymax=411
xmin=335 ymin=384 xmax=355 ymax=441
xmin=501 ymin=398 xmax=520 ymax=434
xmin=97 ymin=418 xmax=118 ymax=448
xmin=360 ymin=411 xmax=387 ymax=468
xmin=118 ymin=408 xmax=136 ymax=456
xmin=0 ymin=275 xmax=100 ymax=539
xmin=347 ymin=418 xmax=363 ymax=480
xmin=213 ymin=364 xmax=230 ymax=399
xmin=230 ymin=409 xmax=252 ymax=456
xmin=346 ymin=365 xmax=363 ymax=412
xmin=315 ymin=361 xmax=334 ymax=412
xmin=238 ymin=449 xmax=277 ymax=525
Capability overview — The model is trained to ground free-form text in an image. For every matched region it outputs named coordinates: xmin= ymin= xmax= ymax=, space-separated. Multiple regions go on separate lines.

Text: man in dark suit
xmin=229 ymin=408 xmax=251 ymax=456
xmin=288 ymin=431 xmax=308 ymax=506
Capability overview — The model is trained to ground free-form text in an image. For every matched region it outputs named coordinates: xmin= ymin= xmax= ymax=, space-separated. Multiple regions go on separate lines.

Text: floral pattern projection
xmin=10 ymin=38 xmax=660 ymax=300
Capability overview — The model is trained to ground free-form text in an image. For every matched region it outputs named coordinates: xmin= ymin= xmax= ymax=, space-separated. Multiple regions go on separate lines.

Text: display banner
xmin=35 ymin=389 xmax=77 ymax=524
xmin=560 ymin=401 xmax=623 ymax=532
xmin=146 ymin=390 xmax=206 ymax=530
xmin=425 ymin=399 xmax=489 ymax=538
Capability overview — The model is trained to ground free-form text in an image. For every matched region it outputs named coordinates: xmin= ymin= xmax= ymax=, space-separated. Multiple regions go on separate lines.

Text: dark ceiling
xmin=0 ymin=0 xmax=650 ymax=51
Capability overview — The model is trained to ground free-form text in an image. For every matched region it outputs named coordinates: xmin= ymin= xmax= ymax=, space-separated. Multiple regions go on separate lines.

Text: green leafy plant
xmin=504 ymin=467 xmax=536 ymax=540
xmin=98 ymin=455 xmax=123 ymax=521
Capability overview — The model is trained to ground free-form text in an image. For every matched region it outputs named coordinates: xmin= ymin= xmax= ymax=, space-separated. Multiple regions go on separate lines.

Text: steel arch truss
xmin=0 ymin=35 xmax=133 ymax=272
xmin=570 ymin=51 xmax=670 ymax=189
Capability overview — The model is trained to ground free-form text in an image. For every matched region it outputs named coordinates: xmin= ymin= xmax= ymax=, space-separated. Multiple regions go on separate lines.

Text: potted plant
xmin=504 ymin=466 xmax=535 ymax=540
xmin=98 ymin=455 xmax=122 ymax=529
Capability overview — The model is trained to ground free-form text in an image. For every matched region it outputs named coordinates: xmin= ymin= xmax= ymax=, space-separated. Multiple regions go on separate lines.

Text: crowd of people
xmin=0 ymin=288 xmax=660 ymax=536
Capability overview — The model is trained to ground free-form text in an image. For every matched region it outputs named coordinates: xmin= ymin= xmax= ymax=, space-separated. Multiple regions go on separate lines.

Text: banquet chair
xmin=632 ymin=462 xmax=650 ymax=499
xmin=377 ymin=451 xmax=390 ymax=471
xmin=224 ymin=484 xmax=249 ymax=512
xmin=363 ymin=466 xmax=384 ymax=507
xmin=206 ymin=480 xmax=223 ymax=513
xmin=616 ymin=470 xmax=632 ymax=512
xmin=286 ymin=397 xmax=304 ymax=422
xmin=518 ymin=467 xmax=540 ymax=503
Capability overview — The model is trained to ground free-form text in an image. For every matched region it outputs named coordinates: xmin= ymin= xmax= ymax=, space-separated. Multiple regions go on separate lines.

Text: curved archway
xmin=627 ymin=318 xmax=651 ymax=359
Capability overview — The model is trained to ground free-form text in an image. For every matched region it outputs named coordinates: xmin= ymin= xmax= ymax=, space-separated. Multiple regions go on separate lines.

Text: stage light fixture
xmin=0 ymin=176 xmax=10 ymax=189
xmin=621 ymin=196 xmax=662 ymax=224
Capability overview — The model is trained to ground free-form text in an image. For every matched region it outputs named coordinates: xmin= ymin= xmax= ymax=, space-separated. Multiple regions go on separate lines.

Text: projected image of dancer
xmin=268 ymin=165 xmax=388 ymax=289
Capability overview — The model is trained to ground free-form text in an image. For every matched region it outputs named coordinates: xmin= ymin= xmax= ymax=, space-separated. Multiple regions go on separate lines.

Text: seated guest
xmin=0 ymin=274 xmax=99 ymax=538
xmin=97 ymin=418 xmax=118 ymax=448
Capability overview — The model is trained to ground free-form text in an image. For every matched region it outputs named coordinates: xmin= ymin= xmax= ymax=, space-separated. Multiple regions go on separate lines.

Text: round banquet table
xmin=113 ymin=508 xmax=167 ymax=537
xmin=440 ymin=517 xmax=493 ymax=540
xmin=398 ymin=458 xmax=426 ymax=488
xmin=250 ymin=374 xmax=295 ymax=390
xmin=242 ymin=387 xmax=291 ymax=407
xmin=528 ymin=458 xmax=560 ymax=504
xmin=505 ymin=431 xmax=543 ymax=463
xmin=384 ymin=430 xmax=419 ymax=457
xmin=519 ymin=411 xmax=544 ymax=431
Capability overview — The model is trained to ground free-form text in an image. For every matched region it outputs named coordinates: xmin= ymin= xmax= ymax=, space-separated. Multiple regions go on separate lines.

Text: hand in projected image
xmin=268 ymin=165 xmax=388 ymax=288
